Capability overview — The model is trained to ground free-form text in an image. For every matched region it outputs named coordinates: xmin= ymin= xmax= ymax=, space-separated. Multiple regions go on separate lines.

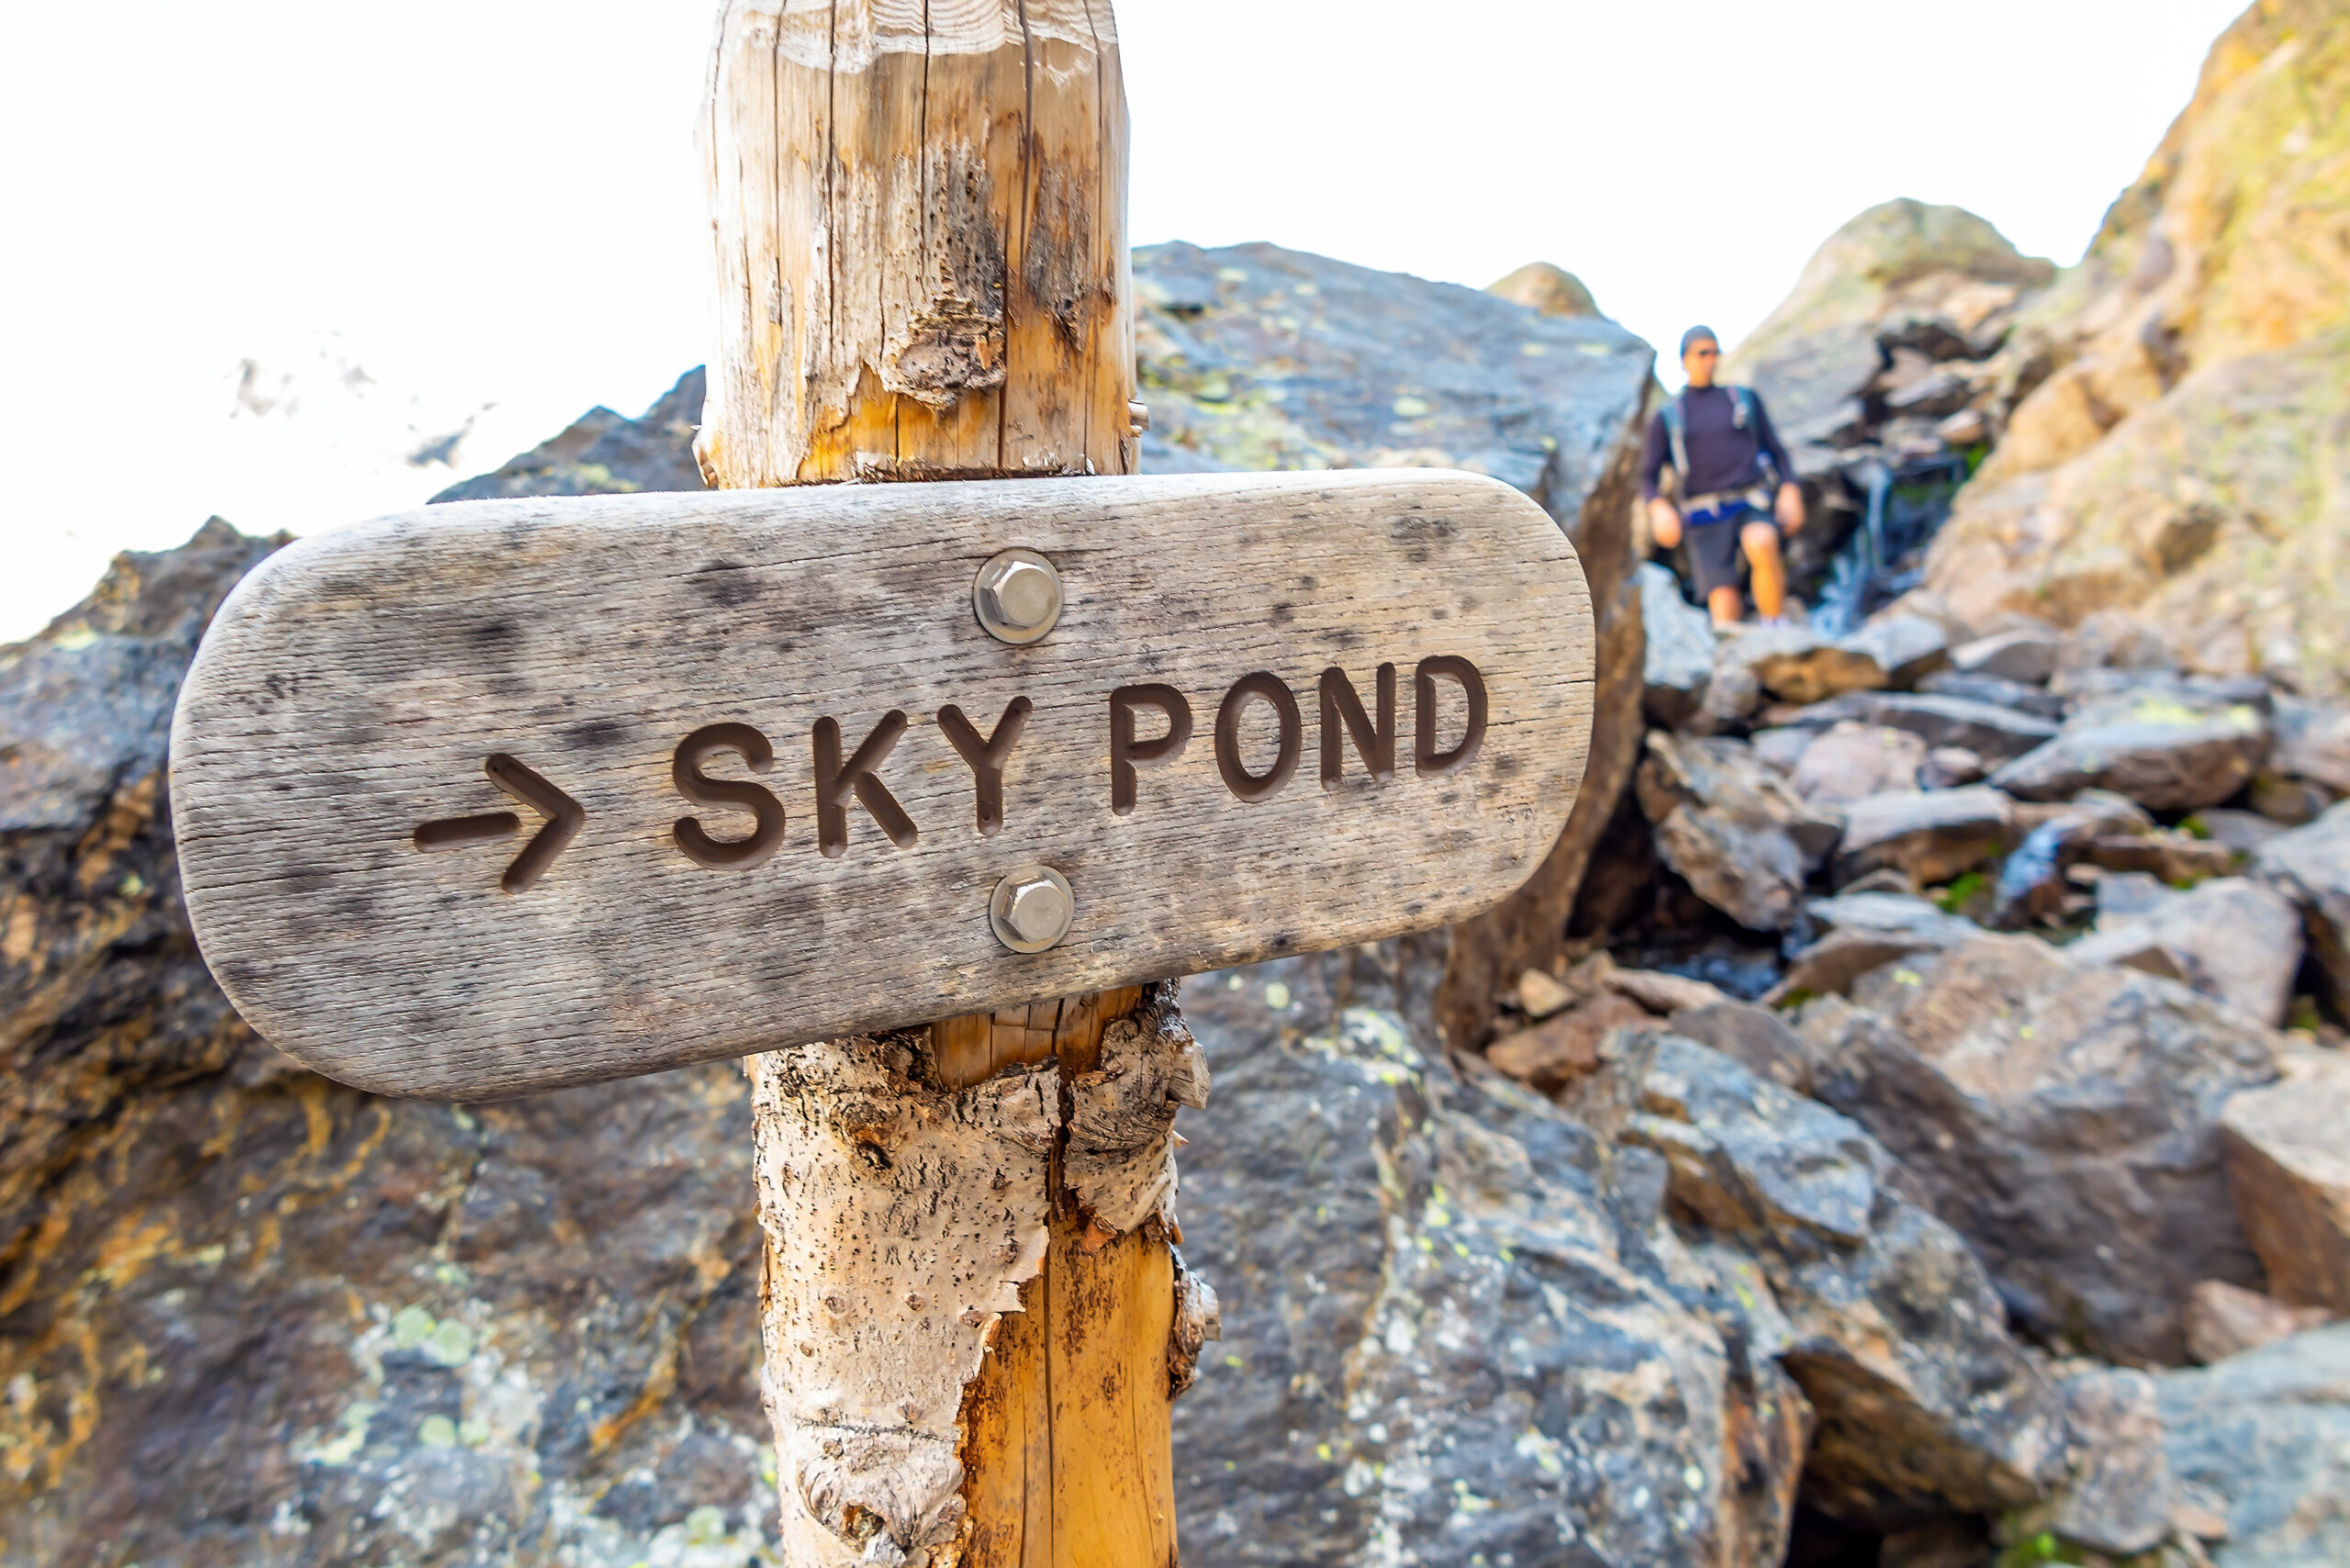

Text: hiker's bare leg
xmin=1648 ymin=498 xmax=1683 ymax=551
xmin=1742 ymin=521 xmax=1786 ymax=621
xmin=1707 ymin=585 xmax=1742 ymax=626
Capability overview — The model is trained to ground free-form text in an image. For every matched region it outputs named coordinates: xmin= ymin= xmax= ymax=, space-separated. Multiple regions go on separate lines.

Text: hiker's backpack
xmin=1662 ymin=386 xmax=1776 ymax=491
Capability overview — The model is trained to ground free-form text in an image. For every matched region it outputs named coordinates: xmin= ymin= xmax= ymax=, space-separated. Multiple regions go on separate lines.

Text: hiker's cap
xmin=1680 ymin=325 xmax=1719 ymax=357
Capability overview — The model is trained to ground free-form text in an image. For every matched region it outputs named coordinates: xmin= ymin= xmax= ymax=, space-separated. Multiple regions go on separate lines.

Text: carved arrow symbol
xmin=412 ymin=755 xmax=588 ymax=892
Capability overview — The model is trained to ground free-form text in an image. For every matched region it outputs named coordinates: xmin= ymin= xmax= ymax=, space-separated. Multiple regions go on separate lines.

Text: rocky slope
xmin=1918 ymin=0 xmax=2350 ymax=694
xmin=14 ymin=25 xmax=2350 ymax=1548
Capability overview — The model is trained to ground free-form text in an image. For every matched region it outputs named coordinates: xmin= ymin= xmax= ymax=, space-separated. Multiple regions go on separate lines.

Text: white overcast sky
xmin=1 ymin=0 xmax=2244 ymax=643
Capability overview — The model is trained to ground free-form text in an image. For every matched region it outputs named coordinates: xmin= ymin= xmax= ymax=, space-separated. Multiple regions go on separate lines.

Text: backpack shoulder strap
xmin=1729 ymin=386 xmax=1755 ymax=431
xmin=1662 ymin=393 xmax=1690 ymax=479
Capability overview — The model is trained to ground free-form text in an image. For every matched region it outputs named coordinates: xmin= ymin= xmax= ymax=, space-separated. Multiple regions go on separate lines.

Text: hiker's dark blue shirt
xmin=1639 ymin=385 xmax=1797 ymax=503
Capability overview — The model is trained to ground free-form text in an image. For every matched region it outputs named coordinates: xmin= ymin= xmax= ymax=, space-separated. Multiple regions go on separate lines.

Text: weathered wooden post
xmin=699 ymin=6 xmax=1186 ymax=1560
xmin=163 ymin=5 xmax=1597 ymax=1564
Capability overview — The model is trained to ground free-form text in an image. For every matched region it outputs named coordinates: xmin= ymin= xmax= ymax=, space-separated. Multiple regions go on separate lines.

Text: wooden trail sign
xmin=170 ymin=468 xmax=1594 ymax=1100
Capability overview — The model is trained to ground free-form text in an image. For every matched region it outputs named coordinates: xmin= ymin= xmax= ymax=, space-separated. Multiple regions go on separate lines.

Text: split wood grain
xmin=699 ymin=0 xmax=1133 ymax=487
xmin=167 ymin=469 xmax=1595 ymax=1102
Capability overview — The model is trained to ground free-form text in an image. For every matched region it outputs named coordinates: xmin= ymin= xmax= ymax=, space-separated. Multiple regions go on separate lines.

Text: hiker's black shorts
xmin=1688 ymin=511 xmax=1774 ymax=597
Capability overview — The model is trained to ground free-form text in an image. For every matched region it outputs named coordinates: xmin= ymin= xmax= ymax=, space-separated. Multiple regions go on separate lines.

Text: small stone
xmin=1668 ymin=1001 xmax=1816 ymax=1092
xmin=1636 ymin=733 xmax=1841 ymax=933
xmin=1486 ymin=994 xmax=1653 ymax=1095
xmin=2169 ymin=1495 xmax=2230 ymax=1541
xmin=2023 ymin=1367 xmax=2173 ymax=1558
xmin=1638 ymin=563 xmax=1715 ymax=729
xmin=2250 ymin=770 xmax=2337 ymax=824
xmin=1933 ymin=408 xmax=1991 ymax=447
xmin=1952 ymin=626 xmax=2064 ymax=685
xmin=2253 ymin=802 xmax=2350 ymax=1014
xmin=1769 ymin=891 xmax=1976 ymax=1002
xmin=2073 ymin=875 xmax=2303 ymax=1025
xmin=1835 ymin=786 xmax=2013 ymax=888
xmin=1606 ymin=966 xmax=1734 ymax=1014
xmin=1790 ymin=722 xmax=1927 ymax=807
xmin=1729 ymin=625 xmax=1888 ymax=707
xmin=2077 ymin=830 xmax=2238 ymax=884
xmin=1919 ymin=745 xmax=1986 ymax=789
xmin=2267 ymin=695 xmax=2350 ymax=794
xmin=2182 ymin=1279 xmax=2332 ymax=1364
xmin=1785 ymin=691 xmax=2062 ymax=761
xmin=1837 ymin=614 xmax=1952 ymax=690
xmin=1990 ymin=704 xmax=2270 ymax=812
xmin=1917 ymin=667 xmax=2069 ymax=718
xmin=2192 ymin=807 xmax=2286 ymax=857
xmin=1515 ymin=968 xmax=1573 ymax=1020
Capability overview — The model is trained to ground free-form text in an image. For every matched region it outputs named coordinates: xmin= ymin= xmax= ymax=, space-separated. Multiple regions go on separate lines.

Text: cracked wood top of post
xmin=169 ymin=468 xmax=1595 ymax=1100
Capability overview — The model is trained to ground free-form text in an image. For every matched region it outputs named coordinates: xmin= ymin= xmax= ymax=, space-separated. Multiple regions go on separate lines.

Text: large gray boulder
xmin=1574 ymin=1034 xmax=2070 ymax=1529
xmin=1990 ymin=702 xmax=2271 ymax=812
xmin=1805 ymin=935 xmax=2280 ymax=1365
xmin=1172 ymin=956 xmax=1810 ymax=1567
xmin=1131 ymin=240 xmax=1660 ymax=1056
xmin=2068 ymin=875 xmax=2304 ymax=1026
xmin=1637 ymin=733 xmax=1842 ymax=933
xmin=0 ymin=532 xmax=784 ymax=1564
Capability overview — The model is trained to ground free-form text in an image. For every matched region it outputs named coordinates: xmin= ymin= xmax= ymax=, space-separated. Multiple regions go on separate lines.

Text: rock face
xmin=0 ymin=520 xmax=289 ymax=1261
xmin=1920 ymin=0 xmax=2350 ymax=693
xmin=2157 ymin=1323 xmax=2350 ymax=1567
xmin=1805 ymin=934 xmax=2279 ymax=1365
xmin=1636 ymin=732 xmax=1841 ymax=932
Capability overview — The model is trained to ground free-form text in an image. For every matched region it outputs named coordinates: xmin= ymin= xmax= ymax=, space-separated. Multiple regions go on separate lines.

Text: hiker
xmin=1640 ymin=326 xmax=1806 ymax=627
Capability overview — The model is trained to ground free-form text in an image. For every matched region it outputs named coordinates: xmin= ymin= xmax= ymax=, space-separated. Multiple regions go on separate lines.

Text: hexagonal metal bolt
xmin=990 ymin=865 xmax=1074 ymax=954
xmin=972 ymin=548 xmax=1063 ymax=645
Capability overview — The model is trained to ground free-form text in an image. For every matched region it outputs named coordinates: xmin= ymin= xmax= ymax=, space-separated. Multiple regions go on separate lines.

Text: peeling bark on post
xmin=703 ymin=6 xmax=1208 ymax=1563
